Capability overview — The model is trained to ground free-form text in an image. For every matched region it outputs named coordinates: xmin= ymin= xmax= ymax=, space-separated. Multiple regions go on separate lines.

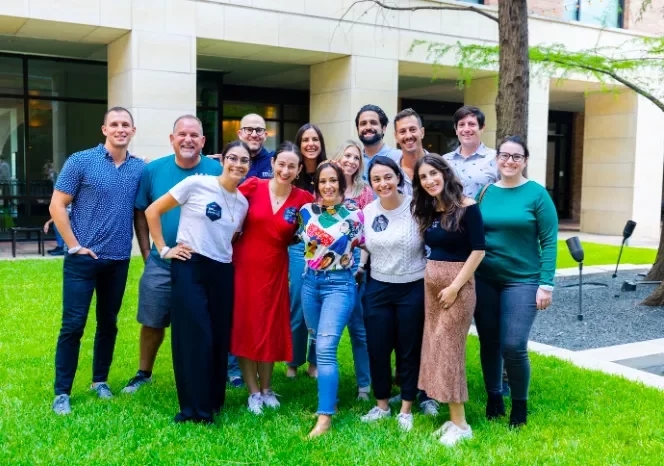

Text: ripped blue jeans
xmin=301 ymin=268 xmax=356 ymax=415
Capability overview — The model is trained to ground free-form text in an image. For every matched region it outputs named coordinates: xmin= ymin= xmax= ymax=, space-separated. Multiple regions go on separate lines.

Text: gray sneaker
xmin=91 ymin=382 xmax=113 ymax=399
xmin=420 ymin=399 xmax=440 ymax=416
xmin=388 ymin=393 xmax=402 ymax=405
xmin=122 ymin=373 xmax=152 ymax=394
xmin=52 ymin=394 xmax=71 ymax=415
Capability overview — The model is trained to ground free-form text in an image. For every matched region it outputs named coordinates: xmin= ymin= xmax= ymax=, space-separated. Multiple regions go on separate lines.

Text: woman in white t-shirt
xmin=145 ymin=140 xmax=250 ymax=424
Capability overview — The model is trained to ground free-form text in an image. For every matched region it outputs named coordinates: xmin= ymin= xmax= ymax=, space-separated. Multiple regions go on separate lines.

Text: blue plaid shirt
xmin=55 ymin=144 xmax=145 ymax=260
xmin=443 ymin=143 xmax=498 ymax=198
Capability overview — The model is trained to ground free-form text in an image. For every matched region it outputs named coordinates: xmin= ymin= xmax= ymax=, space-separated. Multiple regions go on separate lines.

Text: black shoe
xmin=486 ymin=392 xmax=506 ymax=420
xmin=509 ymin=399 xmax=528 ymax=428
xmin=48 ymin=247 xmax=64 ymax=256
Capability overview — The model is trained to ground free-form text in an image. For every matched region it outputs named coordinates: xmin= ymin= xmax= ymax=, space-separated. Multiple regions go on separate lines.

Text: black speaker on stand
xmin=565 ymin=236 xmax=586 ymax=321
xmin=613 ymin=220 xmax=637 ymax=278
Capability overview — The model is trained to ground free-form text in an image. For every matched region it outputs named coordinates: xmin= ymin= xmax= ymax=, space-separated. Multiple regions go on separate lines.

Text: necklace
xmin=219 ymin=180 xmax=238 ymax=222
xmin=270 ymin=181 xmax=291 ymax=205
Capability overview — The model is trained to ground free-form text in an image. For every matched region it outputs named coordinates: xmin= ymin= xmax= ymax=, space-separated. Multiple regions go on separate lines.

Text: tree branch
xmin=343 ymin=0 xmax=498 ymax=24
xmin=539 ymin=56 xmax=664 ymax=112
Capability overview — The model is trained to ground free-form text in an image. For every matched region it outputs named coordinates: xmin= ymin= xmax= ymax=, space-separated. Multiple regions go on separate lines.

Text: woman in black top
xmin=411 ymin=154 xmax=485 ymax=447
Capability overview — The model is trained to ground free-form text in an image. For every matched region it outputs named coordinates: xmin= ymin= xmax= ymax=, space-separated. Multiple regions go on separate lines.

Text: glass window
xmin=0 ymin=57 xmax=24 ymax=95
xmin=0 ymin=98 xmax=26 ymax=233
xmin=199 ymin=109 xmax=219 ymax=155
xmin=284 ymin=122 xmax=303 ymax=142
xmin=563 ymin=0 xmax=579 ymax=20
xmin=28 ymin=59 xmax=107 ymax=100
xmin=574 ymin=0 xmax=621 ymax=27
xmin=197 ymin=79 xmax=219 ymax=108
xmin=283 ymin=105 xmax=308 ymax=121
xmin=27 ymin=100 xmax=106 ymax=202
xmin=223 ymin=102 xmax=280 ymax=119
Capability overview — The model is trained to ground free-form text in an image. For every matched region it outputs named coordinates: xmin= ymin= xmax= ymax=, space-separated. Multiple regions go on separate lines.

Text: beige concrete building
xmin=0 ymin=0 xmax=663 ymax=241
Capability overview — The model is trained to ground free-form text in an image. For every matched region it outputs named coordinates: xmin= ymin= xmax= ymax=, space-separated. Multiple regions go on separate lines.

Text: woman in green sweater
xmin=475 ymin=135 xmax=558 ymax=428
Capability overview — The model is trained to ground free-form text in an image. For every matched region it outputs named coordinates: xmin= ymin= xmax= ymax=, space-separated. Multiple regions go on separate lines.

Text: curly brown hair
xmin=410 ymin=154 xmax=466 ymax=236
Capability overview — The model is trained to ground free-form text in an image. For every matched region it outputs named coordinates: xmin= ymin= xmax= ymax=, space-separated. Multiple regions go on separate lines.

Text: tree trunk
xmin=642 ymin=281 xmax=664 ymax=306
xmin=645 ymin=222 xmax=664 ymax=281
xmin=495 ymin=0 xmax=530 ymax=146
xmin=642 ymin=220 xmax=664 ymax=305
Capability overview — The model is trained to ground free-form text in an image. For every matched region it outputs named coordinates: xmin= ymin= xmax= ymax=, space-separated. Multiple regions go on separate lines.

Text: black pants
xmin=54 ymin=255 xmax=130 ymax=395
xmin=171 ymin=254 xmax=233 ymax=423
xmin=363 ymin=278 xmax=425 ymax=402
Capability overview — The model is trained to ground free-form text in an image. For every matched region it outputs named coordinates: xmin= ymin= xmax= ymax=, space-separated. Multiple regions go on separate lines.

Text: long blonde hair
xmin=332 ymin=139 xmax=367 ymax=198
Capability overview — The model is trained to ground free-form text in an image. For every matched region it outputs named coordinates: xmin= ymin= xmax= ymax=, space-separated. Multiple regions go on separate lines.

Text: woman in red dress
xmin=231 ymin=141 xmax=314 ymax=415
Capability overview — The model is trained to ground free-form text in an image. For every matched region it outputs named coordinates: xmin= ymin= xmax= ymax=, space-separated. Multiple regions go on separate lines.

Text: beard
xmin=359 ymin=131 xmax=383 ymax=146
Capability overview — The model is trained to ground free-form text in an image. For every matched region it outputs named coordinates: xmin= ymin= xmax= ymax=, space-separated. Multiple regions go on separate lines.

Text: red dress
xmin=231 ymin=177 xmax=314 ymax=361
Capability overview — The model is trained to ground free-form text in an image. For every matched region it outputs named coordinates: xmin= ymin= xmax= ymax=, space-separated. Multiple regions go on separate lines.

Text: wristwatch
xmin=160 ymin=246 xmax=171 ymax=258
xmin=68 ymin=245 xmax=82 ymax=255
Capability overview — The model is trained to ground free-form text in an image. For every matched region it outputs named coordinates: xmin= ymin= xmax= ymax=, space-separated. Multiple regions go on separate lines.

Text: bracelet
xmin=67 ymin=245 xmax=82 ymax=255
xmin=159 ymin=246 xmax=171 ymax=258
xmin=539 ymin=285 xmax=554 ymax=292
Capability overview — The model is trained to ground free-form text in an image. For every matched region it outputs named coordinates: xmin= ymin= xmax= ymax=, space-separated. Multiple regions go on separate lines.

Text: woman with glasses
xmin=230 ymin=142 xmax=313 ymax=415
xmin=474 ymin=135 xmax=558 ymax=429
xmin=298 ymin=160 xmax=365 ymax=438
xmin=286 ymin=123 xmax=328 ymax=379
xmin=411 ymin=154 xmax=485 ymax=446
xmin=332 ymin=139 xmax=373 ymax=400
xmin=145 ymin=140 xmax=250 ymax=424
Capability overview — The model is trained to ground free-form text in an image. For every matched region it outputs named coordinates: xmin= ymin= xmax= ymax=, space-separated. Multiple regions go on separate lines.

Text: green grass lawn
xmin=1 ymin=248 xmax=663 ymax=465
xmin=555 ymin=240 xmax=656 ymax=269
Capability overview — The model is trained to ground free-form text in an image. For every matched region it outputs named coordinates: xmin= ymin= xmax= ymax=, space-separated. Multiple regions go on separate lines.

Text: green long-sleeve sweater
xmin=476 ymin=180 xmax=558 ymax=286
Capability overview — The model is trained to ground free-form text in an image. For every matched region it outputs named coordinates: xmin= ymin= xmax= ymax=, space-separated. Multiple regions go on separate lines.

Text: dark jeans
xmin=474 ymin=276 xmax=539 ymax=401
xmin=363 ymin=278 xmax=425 ymax=402
xmin=171 ymin=254 xmax=233 ymax=423
xmin=54 ymin=255 xmax=130 ymax=395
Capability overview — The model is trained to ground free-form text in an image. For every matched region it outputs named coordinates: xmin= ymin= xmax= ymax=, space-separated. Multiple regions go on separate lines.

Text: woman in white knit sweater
xmin=358 ymin=156 xmax=427 ymax=432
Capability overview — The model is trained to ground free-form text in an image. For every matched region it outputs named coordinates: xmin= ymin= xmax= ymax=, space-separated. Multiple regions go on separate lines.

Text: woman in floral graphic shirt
xmin=296 ymin=160 xmax=365 ymax=438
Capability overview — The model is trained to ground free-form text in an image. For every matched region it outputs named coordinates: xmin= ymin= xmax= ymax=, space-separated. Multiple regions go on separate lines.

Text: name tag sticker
xmin=206 ymin=202 xmax=222 ymax=221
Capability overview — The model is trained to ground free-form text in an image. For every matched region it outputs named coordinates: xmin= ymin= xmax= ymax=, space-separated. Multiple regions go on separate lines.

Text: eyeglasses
xmin=497 ymin=152 xmax=526 ymax=163
xmin=225 ymin=155 xmax=251 ymax=165
xmin=241 ymin=127 xmax=266 ymax=136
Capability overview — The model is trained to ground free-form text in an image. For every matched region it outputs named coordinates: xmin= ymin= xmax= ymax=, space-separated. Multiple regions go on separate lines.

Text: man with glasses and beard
xmin=355 ymin=104 xmax=402 ymax=179
xmin=237 ymin=113 xmax=275 ymax=179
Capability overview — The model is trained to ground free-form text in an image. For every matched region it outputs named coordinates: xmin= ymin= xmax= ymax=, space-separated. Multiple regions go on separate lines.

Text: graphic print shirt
xmin=297 ymin=199 xmax=365 ymax=271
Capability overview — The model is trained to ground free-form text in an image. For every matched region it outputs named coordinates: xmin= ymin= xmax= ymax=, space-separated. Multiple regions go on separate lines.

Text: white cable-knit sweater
xmin=363 ymin=195 xmax=426 ymax=283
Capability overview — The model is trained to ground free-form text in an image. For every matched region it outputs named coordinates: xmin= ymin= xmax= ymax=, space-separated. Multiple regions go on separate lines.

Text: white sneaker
xmin=439 ymin=423 xmax=473 ymax=446
xmin=247 ymin=392 xmax=264 ymax=415
xmin=420 ymin=399 xmax=440 ymax=416
xmin=361 ymin=406 xmax=391 ymax=422
xmin=432 ymin=421 xmax=455 ymax=437
xmin=396 ymin=412 xmax=414 ymax=432
xmin=262 ymin=390 xmax=280 ymax=409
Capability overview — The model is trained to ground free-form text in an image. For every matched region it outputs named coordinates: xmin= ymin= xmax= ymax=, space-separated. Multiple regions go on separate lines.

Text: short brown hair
xmin=394 ymin=108 xmax=422 ymax=129
xmin=452 ymin=105 xmax=485 ymax=129
xmin=103 ymin=106 xmax=134 ymax=126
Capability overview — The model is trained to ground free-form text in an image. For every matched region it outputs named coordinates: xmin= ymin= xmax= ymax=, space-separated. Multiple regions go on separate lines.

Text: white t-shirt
xmin=169 ymin=175 xmax=248 ymax=263
xmin=363 ymin=195 xmax=426 ymax=283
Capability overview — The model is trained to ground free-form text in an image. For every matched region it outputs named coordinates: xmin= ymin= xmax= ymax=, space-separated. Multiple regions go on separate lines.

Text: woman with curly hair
xmin=411 ymin=154 xmax=485 ymax=446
